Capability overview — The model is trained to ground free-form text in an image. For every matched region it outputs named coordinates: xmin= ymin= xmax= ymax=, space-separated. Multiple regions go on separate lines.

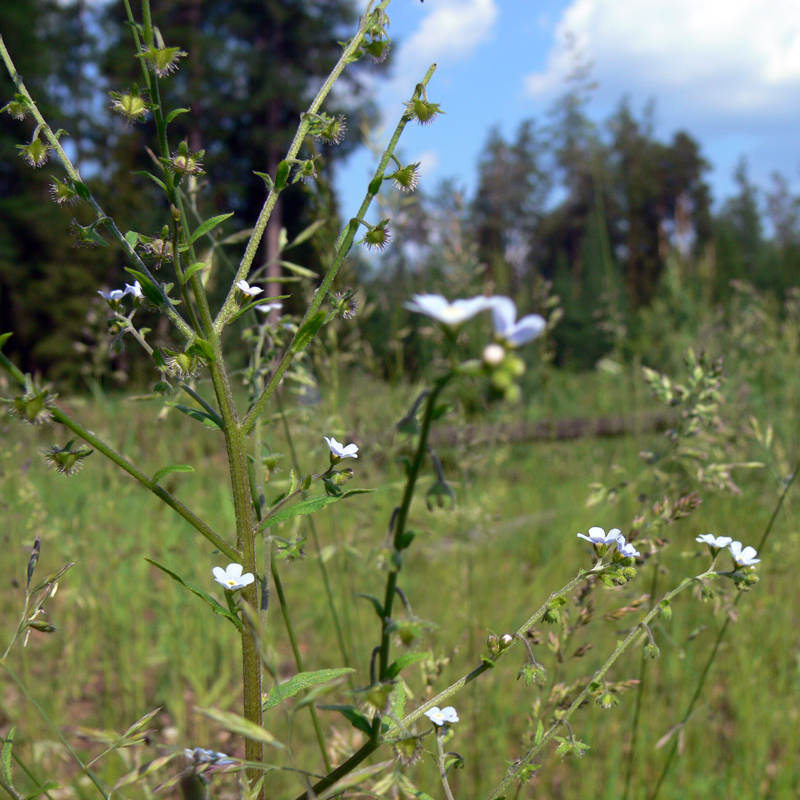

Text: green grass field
xmin=2 ymin=364 xmax=799 ymax=800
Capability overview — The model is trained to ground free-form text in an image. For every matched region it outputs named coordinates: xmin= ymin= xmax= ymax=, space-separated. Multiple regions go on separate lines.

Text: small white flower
xmin=236 ymin=279 xmax=263 ymax=297
xmin=213 ymin=563 xmax=255 ymax=590
xmin=424 ymin=706 xmax=459 ymax=726
xmin=729 ymin=541 xmax=760 ymax=567
xmin=404 ymin=294 xmax=493 ymax=327
xmin=98 ymin=288 xmax=125 ymax=301
xmin=696 ymin=534 xmax=733 ymax=549
xmin=256 ymin=302 xmax=283 ymax=313
xmin=324 ymin=436 xmax=358 ymax=459
xmin=124 ymin=281 xmax=144 ymax=299
xmin=489 ymin=296 xmax=545 ymax=347
xmin=577 ymin=526 xmax=621 ymax=545
xmin=616 ymin=535 xmax=640 ymax=559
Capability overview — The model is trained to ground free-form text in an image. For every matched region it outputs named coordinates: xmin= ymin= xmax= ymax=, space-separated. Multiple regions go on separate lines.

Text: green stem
xmin=648 ymin=460 xmax=800 ymax=800
xmin=270 ymin=563 xmax=332 ymax=773
xmin=240 ymin=64 xmax=438 ymax=434
xmin=378 ymin=373 xmax=453 ymax=681
xmin=0 ymin=33 xmax=193 ymax=342
xmin=277 ymin=390 xmax=352 ymax=672
xmin=215 ymin=0 xmax=396 ymax=332
xmin=0 ymin=349 xmax=237 ymax=560
xmin=487 ymin=570 xmax=714 ymax=800
xmin=622 ymin=557 xmax=659 ymax=800
xmin=3 ymin=665 xmax=110 ymax=799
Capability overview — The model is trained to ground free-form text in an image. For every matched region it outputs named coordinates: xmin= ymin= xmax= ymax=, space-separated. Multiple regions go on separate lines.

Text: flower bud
xmin=388 ymin=162 xmax=420 ymax=193
xmin=42 ymin=438 xmax=93 ymax=476
xmin=643 ymin=642 xmax=660 ymax=660
xmin=109 ymin=86 xmax=150 ymax=123
xmin=393 ymin=735 xmax=423 ymax=766
xmin=139 ymin=43 xmax=187 ymax=78
xmin=405 ymin=97 xmax=444 ymax=125
xmin=486 ymin=633 xmax=500 ymax=656
xmin=596 ymin=692 xmax=619 ymax=709
xmin=2 ymin=94 xmax=31 ymax=120
xmin=498 ymin=633 xmax=514 ymax=651
xmin=49 ymin=178 xmax=79 ymax=206
xmin=362 ymin=220 xmax=391 ymax=251
xmin=12 ymin=388 xmax=55 ymax=426
xmin=17 ymin=138 xmax=50 ymax=168
xmin=482 ymin=343 xmax=506 ymax=366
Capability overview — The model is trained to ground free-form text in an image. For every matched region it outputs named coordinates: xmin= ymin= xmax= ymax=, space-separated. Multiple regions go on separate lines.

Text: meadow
xmin=3 ymin=342 xmax=799 ymax=800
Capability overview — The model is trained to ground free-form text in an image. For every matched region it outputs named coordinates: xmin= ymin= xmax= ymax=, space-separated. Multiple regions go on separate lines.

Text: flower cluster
xmin=696 ymin=534 xmax=760 ymax=567
xmin=577 ymin=526 xmax=640 ymax=559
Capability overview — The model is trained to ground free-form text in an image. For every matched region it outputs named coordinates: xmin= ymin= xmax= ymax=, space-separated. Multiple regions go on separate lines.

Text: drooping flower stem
xmin=378 ymin=371 xmax=454 ymax=681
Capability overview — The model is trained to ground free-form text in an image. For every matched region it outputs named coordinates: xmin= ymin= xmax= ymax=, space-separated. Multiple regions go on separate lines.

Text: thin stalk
xmin=276 ymin=390 xmax=352 ymax=672
xmin=0 ymin=34 xmax=194 ymax=342
xmin=270 ymin=563 xmax=332 ymax=774
xmin=0 ymin=350 xmax=237 ymax=560
xmin=378 ymin=372 xmax=453 ymax=681
xmin=215 ymin=0 xmax=396 ymax=330
xmin=435 ymin=729 xmax=457 ymax=800
xmin=622 ymin=557 xmax=659 ymax=800
xmin=487 ymin=569 xmax=715 ymax=800
xmin=648 ymin=461 xmax=800 ymax=800
xmin=241 ymin=64 xmax=438 ymax=434
xmin=3 ymin=665 xmax=110 ymax=800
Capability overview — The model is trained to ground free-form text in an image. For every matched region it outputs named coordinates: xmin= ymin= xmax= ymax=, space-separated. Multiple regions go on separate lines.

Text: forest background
xmin=2 ymin=0 xmax=800 ymax=799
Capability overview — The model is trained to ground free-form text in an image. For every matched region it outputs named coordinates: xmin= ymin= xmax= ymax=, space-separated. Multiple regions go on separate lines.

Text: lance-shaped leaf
xmin=145 ymin=559 xmax=242 ymax=630
xmin=195 ymin=707 xmax=283 ymax=747
xmin=386 ymin=651 xmax=431 ymax=680
xmin=165 ymin=402 xmax=223 ymax=430
xmin=318 ymin=705 xmax=373 ymax=736
xmin=292 ymin=309 xmax=327 ymax=353
xmin=164 ymin=107 xmax=190 ymax=126
xmin=186 ymin=213 xmax=234 ymax=245
xmin=153 ymin=464 xmax=194 ymax=484
xmin=263 ymin=668 xmax=355 ymax=711
xmin=258 ymin=489 xmax=374 ymax=532
xmin=113 ymin=754 xmax=178 ymax=791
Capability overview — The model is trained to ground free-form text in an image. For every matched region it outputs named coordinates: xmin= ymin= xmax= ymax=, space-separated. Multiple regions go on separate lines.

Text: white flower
xmin=256 ymin=302 xmax=282 ymax=313
xmin=489 ymin=297 xmax=545 ymax=347
xmin=124 ymin=281 xmax=143 ymax=299
xmin=98 ymin=288 xmax=125 ymax=301
xmin=577 ymin=526 xmax=621 ymax=545
xmin=696 ymin=534 xmax=733 ymax=549
xmin=424 ymin=706 xmax=459 ymax=726
xmin=616 ymin=535 xmax=640 ymax=559
xmin=404 ymin=294 xmax=492 ymax=327
xmin=213 ymin=563 xmax=255 ymax=590
xmin=482 ymin=343 xmax=506 ymax=366
xmin=324 ymin=436 xmax=358 ymax=459
xmin=729 ymin=541 xmax=760 ymax=567
xmin=235 ymin=279 xmax=263 ymax=297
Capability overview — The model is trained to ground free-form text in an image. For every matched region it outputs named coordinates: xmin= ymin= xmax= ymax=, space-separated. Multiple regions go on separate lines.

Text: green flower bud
xmin=49 ymin=177 xmax=79 ymax=206
xmin=109 ymin=86 xmax=150 ymax=123
xmin=42 ymin=438 xmax=93 ymax=476
xmin=405 ymin=97 xmax=444 ymax=125
xmin=388 ymin=162 xmax=420 ymax=193
xmin=643 ymin=642 xmax=660 ymax=660
xmin=139 ymin=43 xmax=187 ymax=78
xmin=518 ymin=662 xmax=547 ymax=686
xmin=596 ymin=692 xmax=619 ymax=709
xmin=362 ymin=220 xmax=391 ymax=251
xmin=393 ymin=735 xmax=423 ymax=766
xmin=18 ymin=138 xmax=50 ymax=168
xmin=2 ymin=94 xmax=31 ymax=120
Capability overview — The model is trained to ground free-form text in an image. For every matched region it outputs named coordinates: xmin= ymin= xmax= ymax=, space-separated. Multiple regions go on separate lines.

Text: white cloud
xmin=524 ymin=0 xmax=800 ymax=128
xmin=390 ymin=0 xmax=499 ymax=96
xmin=414 ymin=149 xmax=440 ymax=178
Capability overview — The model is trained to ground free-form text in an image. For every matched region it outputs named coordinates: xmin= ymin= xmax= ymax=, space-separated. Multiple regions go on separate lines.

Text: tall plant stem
xmin=270 ymin=564 xmax=332 ymax=774
xmin=648 ymin=461 xmax=800 ymax=800
xmin=378 ymin=373 xmax=453 ymax=680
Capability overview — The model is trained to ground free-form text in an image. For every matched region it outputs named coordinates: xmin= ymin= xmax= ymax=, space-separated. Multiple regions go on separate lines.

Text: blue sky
xmin=336 ymin=0 xmax=800 ymax=218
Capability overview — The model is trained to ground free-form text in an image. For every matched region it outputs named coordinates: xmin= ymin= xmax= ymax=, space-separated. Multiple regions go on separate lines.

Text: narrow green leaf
xmin=23 ymin=781 xmax=61 ymax=800
xmin=182 ymin=261 xmax=209 ymax=284
xmin=274 ymin=161 xmax=290 ymax=191
xmin=1 ymin=727 xmax=14 ymax=787
xmin=318 ymin=705 xmax=373 ymax=736
xmin=164 ymin=403 xmax=223 ymax=429
xmin=164 ymin=107 xmax=190 ymax=125
xmin=112 ymin=755 xmax=178 ymax=791
xmin=73 ymin=181 xmax=91 ymax=201
xmin=144 ymin=559 xmax=241 ymax=630
xmin=292 ymin=309 xmax=327 ymax=353
xmin=283 ymin=219 xmax=326 ymax=251
xmin=258 ymin=489 xmax=374 ymax=532
xmin=356 ymin=593 xmax=385 ymax=621
xmin=188 ymin=213 xmax=234 ymax=245
xmin=186 ymin=338 xmax=216 ymax=363
xmin=195 ymin=707 xmax=283 ymax=747
xmin=124 ymin=269 xmax=164 ymax=306
xmin=0 ymin=332 xmax=12 ymax=350
xmin=279 ymin=260 xmax=317 ymax=279
xmin=153 ymin=464 xmax=194 ymax=484
xmin=30 ymin=562 xmax=76 ymax=594
xmin=263 ymin=668 xmax=355 ymax=710
xmin=133 ymin=170 xmax=168 ymax=192
xmin=386 ymin=651 xmax=431 ymax=680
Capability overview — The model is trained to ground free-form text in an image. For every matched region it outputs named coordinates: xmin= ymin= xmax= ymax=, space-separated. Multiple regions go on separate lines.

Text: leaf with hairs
xmin=263 ymin=669 xmax=354 ymax=710
xmin=195 ymin=707 xmax=282 ymax=747
xmin=187 ymin=213 xmax=234 ymax=245
xmin=258 ymin=489 xmax=374 ymax=532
